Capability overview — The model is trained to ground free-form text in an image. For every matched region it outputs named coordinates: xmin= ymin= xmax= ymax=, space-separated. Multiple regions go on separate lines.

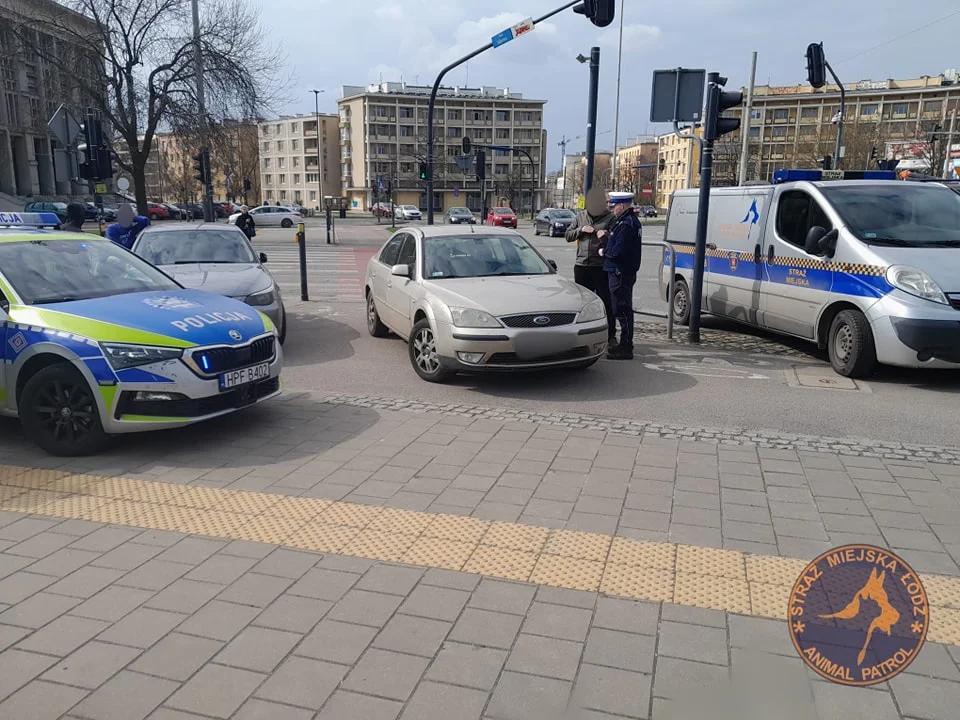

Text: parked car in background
xmin=486 ymin=207 xmax=517 ymax=228
xmin=180 ymin=203 xmax=204 ymax=219
xmin=228 ymin=204 xmax=302 ymax=228
xmin=638 ymin=205 xmax=658 ymax=217
xmin=444 ymin=207 xmax=476 ymax=224
xmin=394 ymin=205 xmax=422 ymax=221
xmin=534 ymin=208 xmax=576 ymax=236
xmin=146 ymin=202 xmax=170 ymax=221
xmin=23 ymin=201 xmax=68 ymax=223
xmin=372 ymin=202 xmax=393 ymax=217
xmin=161 ymin=203 xmax=187 ymax=220
xmin=213 ymin=201 xmax=235 ymax=218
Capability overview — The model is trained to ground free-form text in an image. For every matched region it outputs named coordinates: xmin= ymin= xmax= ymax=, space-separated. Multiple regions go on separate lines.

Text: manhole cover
xmin=791 ymin=366 xmax=862 ymax=391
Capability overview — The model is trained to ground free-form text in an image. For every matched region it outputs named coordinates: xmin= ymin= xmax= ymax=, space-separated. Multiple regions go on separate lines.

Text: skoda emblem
xmin=532 ymin=315 xmax=551 ymax=326
xmin=229 ymin=329 xmax=242 ymax=342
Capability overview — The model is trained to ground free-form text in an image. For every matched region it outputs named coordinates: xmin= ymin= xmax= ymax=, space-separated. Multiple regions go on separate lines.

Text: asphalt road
xmin=246 ymin=220 xmax=960 ymax=448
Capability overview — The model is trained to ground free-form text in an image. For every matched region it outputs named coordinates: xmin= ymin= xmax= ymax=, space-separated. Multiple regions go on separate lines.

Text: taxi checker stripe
xmin=8 ymin=305 xmax=197 ymax=349
xmin=665 ymin=248 xmax=888 ymax=278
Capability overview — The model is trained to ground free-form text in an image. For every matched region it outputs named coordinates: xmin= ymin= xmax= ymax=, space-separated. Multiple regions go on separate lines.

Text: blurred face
xmin=585 ymin=188 xmax=607 ymax=215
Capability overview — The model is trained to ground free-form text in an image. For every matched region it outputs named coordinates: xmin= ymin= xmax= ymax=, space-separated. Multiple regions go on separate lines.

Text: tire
xmin=280 ymin=218 xmax=293 ymax=228
xmin=366 ymin=291 xmax=389 ymax=338
xmin=19 ymin=363 xmax=108 ymax=456
xmin=277 ymin=306 xmax=287 ymax=345
xmin=534 ymin=224 xmax=540 ymax=235
xmin=672 ymin=277 xmax=691 ymax=326
xmin=148 ymin=213 xmax=158 ymax=221
xmin=828 ymin=309 xmax=877 ymax=378
xmin=409 ymin=319 xmax=453 ymax=383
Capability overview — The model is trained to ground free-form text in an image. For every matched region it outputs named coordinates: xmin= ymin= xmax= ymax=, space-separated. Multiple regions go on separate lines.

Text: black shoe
xmin=607 ymin=338 xmax=619 ymax=353
xmin=607 ymin=347 xmax=634 ymax=360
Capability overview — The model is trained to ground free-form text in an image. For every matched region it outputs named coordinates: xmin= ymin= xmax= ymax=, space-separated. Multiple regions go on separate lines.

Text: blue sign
xmin=491 ymin=28 xmax=514 ymax=48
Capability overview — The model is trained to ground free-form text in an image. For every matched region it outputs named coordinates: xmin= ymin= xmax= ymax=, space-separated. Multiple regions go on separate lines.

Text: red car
xmin=146 ymin=202 xmax=170 ymax=221
xmin=487 ymin=207 xmax=517 ymax=228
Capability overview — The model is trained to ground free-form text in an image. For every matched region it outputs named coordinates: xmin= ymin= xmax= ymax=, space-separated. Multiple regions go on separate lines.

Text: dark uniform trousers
xmin=608 ymin=270 xmax=636 ymax=350
xmin=574 ymin=265 xmax=617 ymax=341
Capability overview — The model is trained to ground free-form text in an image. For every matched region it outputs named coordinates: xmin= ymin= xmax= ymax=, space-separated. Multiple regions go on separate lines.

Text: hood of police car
xmin=8 ymin=289 xmax=271 ymax=348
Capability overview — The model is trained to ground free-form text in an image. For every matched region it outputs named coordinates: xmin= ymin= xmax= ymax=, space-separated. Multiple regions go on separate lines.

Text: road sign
xmin=642 ymin=186 xmax=653 ymax=196
xmin=116 ymin=177 xmax=130 ymax=192
xmin=455 ymin=155 xmax=472 ymax=171
xmin=454 ymin=187 xmax=460 ymax=197
xmin=650 ymin=68 xmax=706 ymax=124
xmin=94 ymin=182 xmax=107 ymax=194
xmin=491 ymin=17 xmax=534 ymax=48
xmin=48 ymin=104 xmax=82 ymax=147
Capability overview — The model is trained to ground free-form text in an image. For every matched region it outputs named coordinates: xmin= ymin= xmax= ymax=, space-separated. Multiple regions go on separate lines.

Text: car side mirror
xmin=259 ymin=252 xmax=268 ymax=263
xmin=804 ymin=226 xmax=838 ymax=257
xmin=391 ymin=263 xmax=411 ymax=278
xmin=547 ymin=259 xmax=558 ymax=271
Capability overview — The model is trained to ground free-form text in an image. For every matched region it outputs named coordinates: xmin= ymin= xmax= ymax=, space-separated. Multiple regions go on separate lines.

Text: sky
xmin=258 ymin=0 xmax=960 ymax=171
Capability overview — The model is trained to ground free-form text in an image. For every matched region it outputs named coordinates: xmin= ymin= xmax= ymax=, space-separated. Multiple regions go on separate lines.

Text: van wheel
xmin=671 ymin=277 xmax=691 ymax=326
xmin=828 ymin=310 xmax=877 ymax=378
xmin=19 ymin=363 xmax=108 ymax=456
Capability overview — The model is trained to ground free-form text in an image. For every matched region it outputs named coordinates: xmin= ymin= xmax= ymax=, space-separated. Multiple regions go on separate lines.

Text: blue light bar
xmin=772 ymin=169 xmax=897 ymax=184
xmin=0 ymin=211 xmax=62 ymax=227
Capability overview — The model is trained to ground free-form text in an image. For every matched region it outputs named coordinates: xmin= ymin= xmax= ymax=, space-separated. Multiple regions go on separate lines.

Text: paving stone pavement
xmin=1 ymin=393 xmax=960 ymax=717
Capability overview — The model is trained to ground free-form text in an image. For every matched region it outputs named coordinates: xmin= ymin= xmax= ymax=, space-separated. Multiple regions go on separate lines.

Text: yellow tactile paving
xmin=4 ymin=465 xmax=960 ymax=646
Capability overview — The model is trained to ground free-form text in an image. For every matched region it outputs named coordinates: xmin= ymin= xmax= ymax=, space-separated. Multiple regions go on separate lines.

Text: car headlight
xmin=885 ymin=265 xmax=948 ymax=305
xmin=449 ymin=306 xmax=501 ymax=328
xmin=577 ymin=298 xmax=607 ymax=323
xmin=245 ymin=288 xmax=276 ymax=307
xmin=101 ymin=343 xmax=183 ymax=370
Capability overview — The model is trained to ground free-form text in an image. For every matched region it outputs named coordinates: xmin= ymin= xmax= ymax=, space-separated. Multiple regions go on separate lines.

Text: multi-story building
xmin=615 ymin=136 xmax=658 ymax=200
xmin=258 ymin=114 xmax=340 ymax=210
xmin=557 ymin=151 xmax=612 ymax=208
xmin=0 ymin=0 xmax=99 ymax=200
xmin=337 ymin=82 xmax=547 ymax=214
xmin=655 ymin=129 xmax=701 ymax=211
xmin=719 ymin=69 xmax=960 ymax=182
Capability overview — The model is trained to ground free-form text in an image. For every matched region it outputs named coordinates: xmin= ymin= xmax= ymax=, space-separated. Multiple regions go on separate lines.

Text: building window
xmin=772 ymin=126 xmax=787 ymax=137
xmin=279 ymin=174 xmax=286 ymax=184
xmin=861 ymin=104 xmax=878 ymax=116
xmin=799 ymin=125 xmax=816 ymax=136
xmin=375 ymin=144 xmax=387 ymax=155
xmin=891 ymin=102 xmax=908 ymax=116
xmin=496 ymin=110 xmax=510 ymax=122
xmin=495 ymin=148 xmax=510 ymax=157
xmin=923 ymin=100 xmax=943 ymax=114
xmin=773 ymin=108 xmax=788 ymax=121
xmin=750 ymin=109 xmax=761 ymax=120
xmin=293 ymin=157 xmax=300 ymax=167
xmin=310 ymin=191 xmax=317 ymax=201
xmin=472 ymin=110 xmax=484 ymax=121
xmin=399 ymin=107 xmax=413 ymax=118
xmin=263 ymin=158 xmax=271 ymax=169
xmin=291 ymin=122 xmax=299 ymax=133
xmin=266 ymin=190 xmax=273 ymax=200
xmin=373 ymin=105 xmax=390 ymax=118
xmin=496 ymin=128 xmax=510 ymax=139
xmin=749 ymin=127 xmax=760 ymax=138
xmin=448 ymin=109 xmax=461 ymax=121
xmin=495 ymin=165 xmax=507 ymax=175
xmin=264 ymin=174 xmax=272 ymax=185
xmin=294 ymin=174 xmax=300 ymax=184
xmin=280 ymin=190 xmax=287 ymax=200
xmin=306 ymin=173 xmax=319 ymax=183
xmin=276 ymin=140 xmax=284 ymax=151
xmin=446 ymin=127 xmax=459 ymax=137
xmin=400 ymin=126 xmax=413 ymax=136
xmin=800 ymin=107 xmax=819 ymax=119
xmin=274 ymin=124 xmax=281 ymax=133
xmin=261 ymin=141 xmax=270 ymax=152
xmin=518 ymin=111 xmax=534 ymax=122
xmin=295 ymin=191 xmax=302 ymax=202
xmin=292 ymin=139 xmax=299 ymax=150
xmin=472 ymin=129 xmax=483 ymax=139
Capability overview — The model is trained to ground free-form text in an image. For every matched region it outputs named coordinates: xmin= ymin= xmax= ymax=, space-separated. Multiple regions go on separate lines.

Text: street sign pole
xmin=584 ymin=46 xmax=600 ymax=193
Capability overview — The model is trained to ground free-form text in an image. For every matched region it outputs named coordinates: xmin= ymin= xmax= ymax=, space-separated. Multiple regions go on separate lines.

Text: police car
xmin=0 ymin=213 xmax=282 ymax=456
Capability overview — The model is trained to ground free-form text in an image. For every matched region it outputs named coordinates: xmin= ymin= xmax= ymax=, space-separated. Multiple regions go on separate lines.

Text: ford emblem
xmin=533 ymin=315 xmax=551 ymax=326
xmin=229 ymin=329 xmax=242 ymax=341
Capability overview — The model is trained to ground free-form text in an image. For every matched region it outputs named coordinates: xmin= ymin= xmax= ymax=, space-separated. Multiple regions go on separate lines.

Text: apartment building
xmin=337 ymin=82 xmax=547 ymax=213
xmin=720 ymin=69 xmax=960 ymax=182
xmin=615 ymin=136 xmax=658 ymax=199
xmin=655 ymin=129 xmax=701 ymax=211
xmin=556 ymin=151 xmax=613 ymax=208
xmin=0 ymin=0 xmax=99 ymax=199
xmin=257 ymin=113 xmax=340 ymax=209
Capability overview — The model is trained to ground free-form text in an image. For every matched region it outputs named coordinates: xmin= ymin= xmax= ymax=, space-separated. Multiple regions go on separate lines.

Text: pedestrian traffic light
xmin=704 ymin=75 xmax=743 ymax=142
xmin=573 ymin=0 xmax=615 ymax=27
xmin=193 ymin=150 xmax=210 ymax=185
xmin=461 ymin=136 xmax=471 ymax=154
xmin=805 ymin=42 xmax=826 ymax=89
xmin=418 ymin=163 xmax=427 ymax=180
xmin=475 ymin=150 xmax=486 ymax=183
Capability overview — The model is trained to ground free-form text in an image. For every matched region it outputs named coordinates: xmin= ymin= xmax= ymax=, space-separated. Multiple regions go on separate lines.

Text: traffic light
xmin=475 ymin=150 xmax=486 ymax=183
xmin=573 ymin=0 xmax=615 ymax=27
xmin=819 ymin=155 xmax=832 ymax=170
xmin=461 ymin=136 xmax=471 ymax=154
xmin=870 ymin=146 xmax=878 ymax=167
xmin=805 ymin=42 xmax=826 ymax=89
xmin=704 ymin=75 xmax=743 ymax=142
xmin=243 ymin=179 xmax=252 ymax=192
xmin=418 ymin=163 xmax=427 ymax=180
xmin=658 ymin=157 xmax=666 ymax=173
xmin=193 ymin=150 xmax=210 ymax=185
xmin=77 ymin=109 xmax=112 ymax=180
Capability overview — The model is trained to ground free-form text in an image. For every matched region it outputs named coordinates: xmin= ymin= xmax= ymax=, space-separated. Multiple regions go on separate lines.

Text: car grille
xmin=115 ymin=377 xmax=280 ymax=419
xmin=500 ymin=312 xmax=577 ymax=328
xmin=948 ymin=294 xmax=960 ymax=311
xmin=193 ymin=336 xmax=276 ymax=375
xmin=488 ymin=347 xmax=589 ymax=365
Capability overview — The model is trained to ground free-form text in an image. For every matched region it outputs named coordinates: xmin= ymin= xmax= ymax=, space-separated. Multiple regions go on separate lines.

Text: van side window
xmin=776 ymin=190 xmax=833 ymax=250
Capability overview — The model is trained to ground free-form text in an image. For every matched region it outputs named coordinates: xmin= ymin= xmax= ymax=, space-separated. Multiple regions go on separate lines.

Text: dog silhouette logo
xmin=788 ymin=544 xmax=928 ymax=686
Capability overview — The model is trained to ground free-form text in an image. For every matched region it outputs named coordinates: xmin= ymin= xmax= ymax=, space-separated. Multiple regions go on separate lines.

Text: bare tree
xmin=11 ymin=0 xmax=287 ymax=213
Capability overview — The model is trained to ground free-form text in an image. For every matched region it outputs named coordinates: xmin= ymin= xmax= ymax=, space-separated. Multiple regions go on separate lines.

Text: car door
xmin=371 ymin=234 xmax=405 ymax=329
xmin=762 ymin=189 xmax=835 ymax=339
xmin=252 ymin=207 xmax=272 ymax=227
xmin=384 ymin=233 xmax=418 ymax=335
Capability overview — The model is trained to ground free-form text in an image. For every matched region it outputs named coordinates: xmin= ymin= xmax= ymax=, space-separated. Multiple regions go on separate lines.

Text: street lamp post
xmin=610 ymin=0 xmax=625 ymax=189
xmin=310 ymin=89 xmax=326 ymax=214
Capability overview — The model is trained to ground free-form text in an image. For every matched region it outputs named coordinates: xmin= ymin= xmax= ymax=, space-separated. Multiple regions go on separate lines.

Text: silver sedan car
xmin=132 ymin=223 xmax=287 ymax=343
xmin=364 ymin=226 xmax=609 ymax=382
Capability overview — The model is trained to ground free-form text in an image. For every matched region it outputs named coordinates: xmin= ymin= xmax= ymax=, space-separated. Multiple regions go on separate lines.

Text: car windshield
xmin=819 ymin=184 xmax=960 ymax=245
xmin=403 ymin=206 xmax=418 ymax=210
xmin=423 ymin=234 xmax=551 ymax=279
xmin=493 ymin=208 xmax=513 ymax=215
xmin=0 ymin=238 xmax=179 ymax=305
xmin=550 ymin=210 xmax=575 ymax=219
xmin=450 ymin=208 xmax=471 ymax=215
xmin=134 ymin=229 xmax=257 ymax=265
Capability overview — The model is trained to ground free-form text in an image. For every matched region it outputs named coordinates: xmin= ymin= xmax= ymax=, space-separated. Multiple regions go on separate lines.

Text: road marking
xmin=1 ymin=464 xmax=959 ymax=644
xmin=642 ymin=362 xmax=769 ymax=380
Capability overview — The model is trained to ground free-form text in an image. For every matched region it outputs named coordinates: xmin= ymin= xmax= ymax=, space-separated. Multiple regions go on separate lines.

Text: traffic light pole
xmin=824 ymin=60 xmax=845 ymax=170
xmin=425 ymin=0 xmax=583 ymax=224
xmin=584 ymin=46 xmax=600 ymax=193
xmin=191 ymin=0 xmax=214 ymax=223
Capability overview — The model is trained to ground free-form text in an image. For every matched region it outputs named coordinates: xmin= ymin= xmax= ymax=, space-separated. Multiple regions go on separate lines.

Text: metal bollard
xmin=296 ymin=222 xmax=308 ymax=301
xmin=641 ymin=240 xmax=677 ymax=340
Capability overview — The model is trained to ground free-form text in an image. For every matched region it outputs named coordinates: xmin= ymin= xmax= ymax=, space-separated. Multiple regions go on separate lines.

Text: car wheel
xmin=534 ymin=224 xmax=540 ymax=235
xmin=281 ymin=218 xmax=293 ymax=228
xmin=277 ymin=307 xmax=287 ymax=345
xmin=409 ymin=319 xmax=453 ymax=383
xmin=672 ymin=277 xmax=691 ymax=326
xmin=19 ymin=363 xmax=108 ymax=456
xmin=366 ymin=291 xmax=389 ymax=338
xmin=828 ymin=309 xmax=877 ymax=378
xmin=148 ymin=213 xmax=158 ymax=221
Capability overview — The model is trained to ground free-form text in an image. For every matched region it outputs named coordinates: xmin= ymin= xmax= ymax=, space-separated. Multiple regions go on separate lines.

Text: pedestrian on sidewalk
xmin=565 ymin=187 xmax=617 ymax=350
xmin=105 ymin=203 xmax=150 ymax=249
xmin=599 ymin=191 xmax=643 ymax=360
xmin=235 ymin=205 xmax=256 ymax=239
xmin=60 ymin=202 xmax=86 ymax=233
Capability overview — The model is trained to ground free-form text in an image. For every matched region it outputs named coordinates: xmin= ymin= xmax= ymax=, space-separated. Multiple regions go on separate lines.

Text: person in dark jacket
xmin=565 ymin=187 xmax=617 ymax=349
xmin=60 ymin=202 xmax=86 ymax=233
xmin=235 ymin=205 xmax=256 ymax=238
xmin=105 ymin=203 xmax=150 ymax=249
xmin=600 ymin=191 xmax=643 ymax=360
